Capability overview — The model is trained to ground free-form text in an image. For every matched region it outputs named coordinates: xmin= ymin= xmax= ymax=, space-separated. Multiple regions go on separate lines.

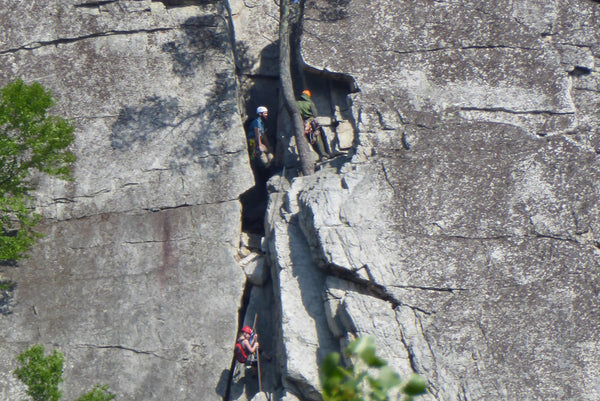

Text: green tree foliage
xmin=321 ymin=336 xmax=428 ymax=401
xmin=14 ymin=345 xmax=116 ymax=401
xmin=0 ymin=78 xmax=75 ymax=260
xmin=74 ymin=385 xmax=115 ymax=401
xmin=13 ymin=344 xmax=64 ymax=401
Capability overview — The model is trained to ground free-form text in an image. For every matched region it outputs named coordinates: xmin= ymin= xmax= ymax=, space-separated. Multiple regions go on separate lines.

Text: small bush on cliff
xmin=14 ymin=345 xmax=115 ymax=401
xmin=0 ymin=78 xmax=75 ymax=260
xmin=14 ymin=345 xmax=64 ymax=401
xmin=74 ymin=385 xmax=115 ymax=401
xmin=321 ymin=336 xmax=428 ymax=401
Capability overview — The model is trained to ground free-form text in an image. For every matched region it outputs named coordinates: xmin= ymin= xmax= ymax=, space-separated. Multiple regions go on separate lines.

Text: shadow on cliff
xmin=162 ymin=13 xmax=230 ymax=78
xmin=216 ymin=368 xmax=244 ymax=400
xmin=109 ymin=96 xmax=180 ymax=151
xmin=239 ymin=41 xmax=281 ymax=235
xmin=110 ymin=79 xmax=237 ymax=184
xmin=109 ymin=71 xmax=237 ymax=176
xmin=110 ymin=10 xmax=238 ymax=167
xmin=311 ymin=0 xmax=351 ymax=22
xmin=285 ymin=221 xmax=338 ymax=399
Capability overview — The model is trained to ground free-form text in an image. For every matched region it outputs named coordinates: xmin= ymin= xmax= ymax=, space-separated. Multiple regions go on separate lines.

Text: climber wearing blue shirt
xmin=247 ymin=106 xmax=273 ymax=166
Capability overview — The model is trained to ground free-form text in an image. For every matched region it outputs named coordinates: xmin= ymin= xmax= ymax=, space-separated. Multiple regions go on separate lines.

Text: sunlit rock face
xmin=0 ymin=1 xmax=251 ymax=400
xmin=2 ymin=0 xmax=600 ymax=400
xmin=266 ymin=1 xmax=600 ymax=400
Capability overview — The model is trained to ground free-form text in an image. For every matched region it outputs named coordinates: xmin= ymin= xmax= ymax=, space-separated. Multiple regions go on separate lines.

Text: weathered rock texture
xmin=262 ymin=0 xmax=600 ymax=400
xmin=2 ymin=0 xmax=600 ymax=400
xmin=0 ymin=1 xmax=251 ymax=400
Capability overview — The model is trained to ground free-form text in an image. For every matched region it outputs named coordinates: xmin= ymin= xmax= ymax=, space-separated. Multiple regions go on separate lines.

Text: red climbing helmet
xmin=241 ymin=326 xmax=252 ymax=335
xmin=302 ymin=89 xmax=312 ymax=97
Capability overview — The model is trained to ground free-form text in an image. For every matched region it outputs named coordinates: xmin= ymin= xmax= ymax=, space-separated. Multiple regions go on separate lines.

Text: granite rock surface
xmin=1 ymin=0 xmax=600 ymax=400
xmin=263 ymin=0 xmax=600 ymax=400
xmin=0 ymin=1 xmax=251 ymax=400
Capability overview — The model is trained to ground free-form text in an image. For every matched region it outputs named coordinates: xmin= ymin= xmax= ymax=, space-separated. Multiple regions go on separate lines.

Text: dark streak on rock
xmin=0 ymin=28 xmax=173 ymax=55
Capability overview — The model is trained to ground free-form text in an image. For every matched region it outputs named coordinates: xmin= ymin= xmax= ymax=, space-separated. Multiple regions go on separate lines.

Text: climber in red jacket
xmin=235 ymin=325 xmax=259 ymax=365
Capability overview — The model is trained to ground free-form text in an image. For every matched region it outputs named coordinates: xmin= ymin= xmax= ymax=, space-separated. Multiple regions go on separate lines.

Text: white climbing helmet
xmin=256 ymin=106 xmax=268 ymax=114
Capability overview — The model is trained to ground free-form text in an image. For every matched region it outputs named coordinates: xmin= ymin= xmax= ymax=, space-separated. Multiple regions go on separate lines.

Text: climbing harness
xmin=232 ymin=313 xmax=263 ymax=389
xmin=304 ymin=119 xmax=325 ymax=145
xmin=234 ymin=340 xmax=249 ymax=363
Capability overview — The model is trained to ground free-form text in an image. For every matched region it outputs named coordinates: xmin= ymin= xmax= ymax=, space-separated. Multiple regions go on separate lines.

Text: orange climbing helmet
xmin=302 ymin=89 xmax=312 ymax=97
xmin=241 ymin=326 xmax=252 ymax=335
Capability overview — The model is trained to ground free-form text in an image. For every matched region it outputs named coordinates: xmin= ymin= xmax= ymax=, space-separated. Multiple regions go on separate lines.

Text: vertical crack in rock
xmin=395 ymin=309 xmax=440 ymax=399
xmin=458 ymin=383 xmax=470 ymax=401
xmin=397 ymin=316 xmax=420 ymax=374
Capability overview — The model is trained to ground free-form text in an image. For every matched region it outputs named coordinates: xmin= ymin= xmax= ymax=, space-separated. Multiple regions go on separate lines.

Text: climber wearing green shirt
xmin=296 ymin=90 xmax=330 ymax=161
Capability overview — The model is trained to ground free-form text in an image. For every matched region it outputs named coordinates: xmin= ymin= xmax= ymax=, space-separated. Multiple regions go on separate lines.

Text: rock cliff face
xmin=264 ymin=0 xmax=600 ymax=400
xmin=1 ymin=1 xmax=600 ymax=401
xmin=0 ymin=1 xmax=251 ymax=400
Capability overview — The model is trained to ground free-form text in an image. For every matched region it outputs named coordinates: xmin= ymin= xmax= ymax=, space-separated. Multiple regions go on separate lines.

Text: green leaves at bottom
xmin=14 ymin=345 xmax=64 ymax=401
xmin=321 ymin=336 xmax=428 ymax=401
xmin=402 ymin=374 xmax=428 ymax=396
xmin=74 ymin=385 xmax=116 ymax=401
xmin=14 ymin=345 xmax=116 ymax=401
